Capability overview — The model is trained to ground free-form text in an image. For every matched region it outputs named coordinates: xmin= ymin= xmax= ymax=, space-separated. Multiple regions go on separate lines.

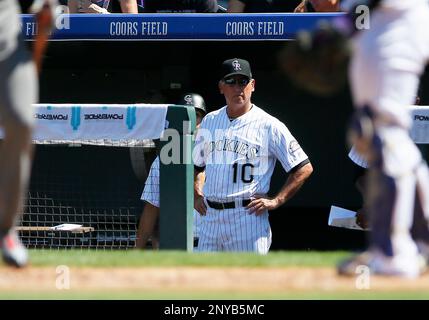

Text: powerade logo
xmin=35 ymin=113 xmax=68 ymax=120
xmin=35 ymin=105 xmax=69 ymax=120
xmin=84 ymin=114 xmax=124 ymax=120
xmin=65 ymin=106 xmax=136 ymax=131
xmin=414 ymin=114 xmax=429 ymax=121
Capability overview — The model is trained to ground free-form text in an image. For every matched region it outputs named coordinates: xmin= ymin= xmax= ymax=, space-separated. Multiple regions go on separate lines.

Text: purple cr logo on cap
xmin=232 ymin=59 xmax=242 ymax=71
xmin=184 ymin=95 xmax=193 ymax=105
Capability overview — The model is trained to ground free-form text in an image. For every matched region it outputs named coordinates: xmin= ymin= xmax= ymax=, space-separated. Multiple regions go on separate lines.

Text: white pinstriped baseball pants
xmin=196 ymin=206 xmax=272 ymax=254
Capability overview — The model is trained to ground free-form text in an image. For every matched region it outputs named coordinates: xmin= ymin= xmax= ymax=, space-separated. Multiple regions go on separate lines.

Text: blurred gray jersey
xmin=0 ymin=0 xmax=21 ymax=61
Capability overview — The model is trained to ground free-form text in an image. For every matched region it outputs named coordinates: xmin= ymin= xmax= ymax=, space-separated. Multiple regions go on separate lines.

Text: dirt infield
xmin=1 ymin=266 xmax=429 ymax=298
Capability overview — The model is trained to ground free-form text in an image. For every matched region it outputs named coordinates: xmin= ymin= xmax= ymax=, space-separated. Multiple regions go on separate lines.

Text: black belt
xmin=206 ymin=199 xmax=251 ymax=210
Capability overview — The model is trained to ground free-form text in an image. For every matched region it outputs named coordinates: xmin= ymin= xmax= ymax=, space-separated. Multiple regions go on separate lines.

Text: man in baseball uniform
xmin=193 ymin=58 xmax=313 ymax=254
xmin=0 ymin=0 xmax=57 ymax=267
xmin=136 ymin=93 xmax=207 ymax=249
xmin=338 ymin=0 xmax=429 ymax=277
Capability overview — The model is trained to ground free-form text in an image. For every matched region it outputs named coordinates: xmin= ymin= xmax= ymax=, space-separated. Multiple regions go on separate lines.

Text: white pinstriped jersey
xmin=141 ymin=157 xmax=202 ymax=238
xmin=194 ymin=105 xmax=309 ymax=201
xmin=348 ymin=146 xmax=369 ymax=169
xmin=193 ymin=104 xmax=309 ymax=254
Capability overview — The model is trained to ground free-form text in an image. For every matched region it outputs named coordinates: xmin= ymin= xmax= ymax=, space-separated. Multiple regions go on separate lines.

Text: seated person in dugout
xmin=136 ymin=93 xmax=207 ymax=249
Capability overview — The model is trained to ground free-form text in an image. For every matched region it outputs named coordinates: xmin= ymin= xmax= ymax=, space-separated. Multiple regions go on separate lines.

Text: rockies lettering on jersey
xmin=205 ymin=139 xmax=259 ymax=159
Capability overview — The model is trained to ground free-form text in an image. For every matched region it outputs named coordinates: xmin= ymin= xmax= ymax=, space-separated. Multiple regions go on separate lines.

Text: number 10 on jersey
xmin=232 ymin=163 xmax=254 ymax=183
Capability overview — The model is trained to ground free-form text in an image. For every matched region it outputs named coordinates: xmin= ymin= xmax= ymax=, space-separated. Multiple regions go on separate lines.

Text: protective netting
xmin=17 ymin=143 xmax=157 ymax=249
xmin=11 ymin=103 xmax=167 ymax=249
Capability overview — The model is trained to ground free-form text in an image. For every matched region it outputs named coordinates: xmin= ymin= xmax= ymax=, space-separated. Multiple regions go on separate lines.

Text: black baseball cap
xmin=178 ymin=93 xmax=207 ymax=115
xmin=221 ymin=58 xmax=252 ymax=80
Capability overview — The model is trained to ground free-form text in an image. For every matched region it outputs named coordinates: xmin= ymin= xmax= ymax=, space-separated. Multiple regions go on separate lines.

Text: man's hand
xmin=294 ymin=0 xmax=340 ymax=13
xmin=356 ymin=208 xmax=370 ymax=229
xmin=294 ymin=1 xmax=307 ymax=12
xmin=247 ymin=162 xmax=313 ymax=215
xmin=309 ymin=0 xmax=340 ymax=12
xmin=194 ymin=170 xmax=206 ymax=215
xmin=246 ymin=196 xmax=280 ymax=216
xmin=120 ymin=0 xmax=138 ymax=13
xmin=194 ymin=194 xmax=207 ymax=216
xmin=68 ymin=0 xmax=110 ymax=13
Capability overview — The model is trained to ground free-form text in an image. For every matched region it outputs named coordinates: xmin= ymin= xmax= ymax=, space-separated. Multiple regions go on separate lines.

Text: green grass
xmin=24 ymin=249 xmax=352 ymax=268
xmin=1 ymin=250 xmax=428 ymax=300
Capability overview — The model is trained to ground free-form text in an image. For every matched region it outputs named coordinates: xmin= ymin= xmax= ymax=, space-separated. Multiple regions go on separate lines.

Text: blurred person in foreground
xmin=0 ymin=0 xmax=57 ymax=267
xmin=279 ymin=0 xmax=429 ymax=277
xmin=336 ymin=0 xmax=429 ymax=278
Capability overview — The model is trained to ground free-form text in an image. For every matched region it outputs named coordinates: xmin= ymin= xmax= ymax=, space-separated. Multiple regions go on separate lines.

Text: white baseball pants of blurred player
xmin=349 ymin=0 xmax=429 ymax=276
